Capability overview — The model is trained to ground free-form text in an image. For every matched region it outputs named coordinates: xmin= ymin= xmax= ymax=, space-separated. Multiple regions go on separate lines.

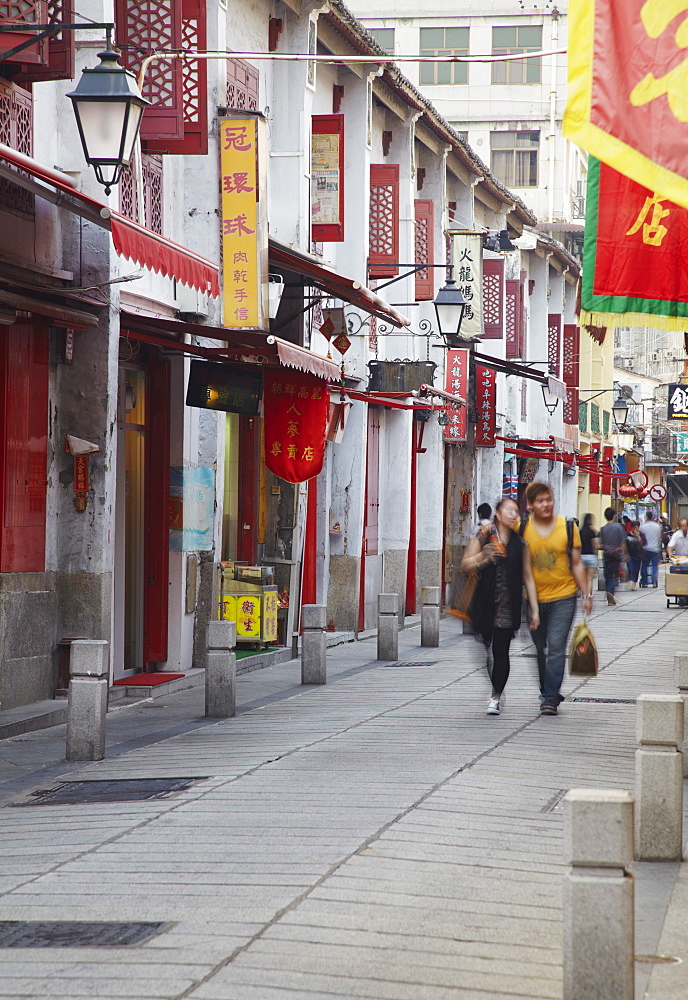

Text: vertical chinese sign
xmin=451 ymin=233 xmax=482 ymax=338
xmin=443 ymin=348 xmax=468 ymax=443
xmin=474 ymin=365 xmax=496 ymax=447
xmin=263 ymin=369 xmax=329 ymax=482
xmin=220 ymin=118 xmax=267 ymax=328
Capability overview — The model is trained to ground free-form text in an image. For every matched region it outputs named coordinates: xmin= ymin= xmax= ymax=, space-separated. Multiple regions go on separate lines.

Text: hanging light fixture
xmin=612 ymin=394 xmax=629 ymax=428
xmin=67 ymin=31 xmax=150 ymax=194
xmin=541 ymin=380 xmax=560 ymax=415
xmin=433 ymin=268 xmax=467 ymax=347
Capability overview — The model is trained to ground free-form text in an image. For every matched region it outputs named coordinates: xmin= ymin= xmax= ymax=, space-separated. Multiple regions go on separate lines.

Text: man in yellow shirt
xmin=522 ymin=481 xmax=593 ymax=715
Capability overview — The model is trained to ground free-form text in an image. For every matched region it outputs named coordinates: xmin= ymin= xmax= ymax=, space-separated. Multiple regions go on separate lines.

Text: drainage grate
xmin=0 ymin=920 xmax=168 ymax=948
xmin=19 ymin=777 xmax=207 ymax=806
xmin=571 ymin=697 xmax=636 ymax=704
xmin=381 ymin=660 xmax=440 ymax=668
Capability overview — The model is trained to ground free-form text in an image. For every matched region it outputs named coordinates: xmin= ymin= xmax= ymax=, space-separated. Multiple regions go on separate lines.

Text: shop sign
xmin=474 ymin=365 xmax=496 ymax=447
xmin=451 ymin=233 xmax=482 ymax=338
xmin=264 ymin=369 xmax=329 ymax=482
xmin=668 ymin=384 xmax=688 ymax=421
xmin=220 ymin=118 xmax=261 ymax=327
xmin=443 ymin=348 xmax=468 ymax=443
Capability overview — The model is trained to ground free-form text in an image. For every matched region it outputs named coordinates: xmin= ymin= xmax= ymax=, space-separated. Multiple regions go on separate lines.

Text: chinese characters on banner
xmin=668 ymin=384 xmax=688 ymax=421
xmin=443 ymin=348 xmax=468 ymax=443
xmin=582 ymin=157 xmax=688 ymax=328
xmin=220 ymin=119 xmax=259 ymax=327
xmin=474 ymin=365 xmax=496 ymax=447
xmin=564 ymin=1 xmax=688 ymax=213
xmin=451 ymin=234 xmax=482 ymax=338
xmin=263 ymin=369 xmax=329 ymax=482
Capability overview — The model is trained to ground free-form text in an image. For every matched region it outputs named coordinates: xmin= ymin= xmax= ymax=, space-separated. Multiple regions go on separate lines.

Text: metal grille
xmin=547 ymin=313 xmax=561 ymax=378
xmin=382 ymin=660 xmax=441 ymax=668
xmin=20 ymin=777 xmax=206 ymax=805
xmin=0 ymin=921 xmax=167 ymax=948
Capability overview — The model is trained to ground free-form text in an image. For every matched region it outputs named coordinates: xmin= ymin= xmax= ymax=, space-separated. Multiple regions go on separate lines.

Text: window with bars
xmin=590 ymin=403 xmax=600 ymax=433
xmin=603 ymin=410 xmax=610 ymax=437
xmin=367 ymin=27 xmax=394 ymax=52
xmin=490 ymin=130 xmax=539 ymax=187
xmin=119 ymin=154 xmax=163 ymax=234
xmin=0 ymin=78 xmax=34 ymax=216
xmin=420 ymin=27 xmax=468 ymax=85
xmin=579 ymin=401 xmax=587 ymax=433
xmin=491 ymin=25 xmax=542 ymax=84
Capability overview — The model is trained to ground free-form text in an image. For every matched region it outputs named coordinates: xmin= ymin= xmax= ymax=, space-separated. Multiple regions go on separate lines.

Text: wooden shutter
xmin=116 ymin=0 xmax=184 ymax=143
xmin=589 ymin=443 xmax=601 ymax=495
xmin=0 ymin=80 xmax=34 ymax=217
xmin=562 ymin=323 xmax=580 ymax=425
xmin=601 ymin=445 xmax=614 ymax=496
xmin=364 ymin=408 xmax=380 ymax=555
xmin=0 ymin=318 xmax=48 ymax=572
xmin=482 ymin=257 xmax=504 ymax=339
xmin=143 ymin=0 xmax=208 ymax=154
xmin=369 ymin=164 xmax=399 ymax=279
xmin=505 ymin=279 xmax=520 ymax=357
xmin=226 ymin=57 xmax=259 ymax=111
xmin=16 ymin=0 xmax=75 ymax=83
xmin=311 ymin=114 xmax=345 ymax=243
xmin=548 ymin=313 xmax=562 ymax=378
xmin=414 ymin=199 xmax=434 ymax=300
xmin=0 ymin=0 xmax=47 ymax=66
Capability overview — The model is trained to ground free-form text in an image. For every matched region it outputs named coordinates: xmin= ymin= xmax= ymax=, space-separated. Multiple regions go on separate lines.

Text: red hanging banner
xmin=443 ymin=348 xmax=468 ymax=443
xmin=263 ymin=369 xmax=329 ymax=483
xmin=474 ymin=365 xmax=496 ymax=447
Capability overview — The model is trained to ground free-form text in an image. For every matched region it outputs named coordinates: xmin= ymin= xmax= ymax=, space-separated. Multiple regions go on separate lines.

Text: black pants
xmin=490 ymin=628 xmax=513 ymax=695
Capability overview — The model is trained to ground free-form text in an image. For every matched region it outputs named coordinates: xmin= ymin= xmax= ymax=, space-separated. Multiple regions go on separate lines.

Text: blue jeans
xmin=604 ymin=562 xmax=620 ymax=595
xmin=641 ymin=551 xmax=659 ymax=586
xmin=628 ymin=558 xmax=641 ymax=584
xmin=532 ymin=595 xmax=577 ymax=704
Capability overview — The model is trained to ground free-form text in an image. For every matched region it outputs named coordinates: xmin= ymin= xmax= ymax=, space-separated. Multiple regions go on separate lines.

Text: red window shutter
xmin=601 ymin=445 xmax=614 ymax=496
xmin=505 ymin=279 xmax=520 ymax=357
xmin=519 ymin=269 xmax=527 ymax=358
xmin=562 ymin=323 xmax=580 ymax=425
xmin=115 ymin=0 xmax=184 ymax=143
xmin=414 ymin=199 xmax=434 ymax=300
xmin=369 ymin=164 xmax=399 ymax=279
xmin=0 ymin=0 xmax=47 ymax=66
xmin=311 ymin=114 xmax=345 ymax=243
xmin=589 ymin=444 xmax=601 ymax=495
xmin=16 ymin=0 xmax=75 ymax=83
xmin=0 ymin=80 xmax=34 ymax=216
xmin=364 ymin=408 xmax=380 ymax=555
xmin=482 ymin=258 xmax=504 ymax=339
xmin=548 ymin=313 xmax=562 ymax=378
xmin=0 ymin=318 xmax=48 ymax=572
xmin=226 ymin=57 xmax=259 ymax=111
xmin=143 ymin=0 xmax=208 ymax=154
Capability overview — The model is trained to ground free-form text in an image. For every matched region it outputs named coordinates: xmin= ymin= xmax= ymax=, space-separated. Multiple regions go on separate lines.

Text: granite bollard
xmin=301 ymin=604 xmax=327 ymax=685
xmin=563 ymin=789 xmax=635 ymax=1000
xmin=66 ymin=640 xmax=109 ymax=762
xmin=675 ymin=653 xmax=688 ymax=775
xmin=206 ymin=621 xmax=236 ymax=718
xmin=635 ymin=693 xmax=684 ymax=861
xmin=420 ymin=586 xmax=440 ymax=648
xmin=377 ymin=593 xmax=398 ymax=661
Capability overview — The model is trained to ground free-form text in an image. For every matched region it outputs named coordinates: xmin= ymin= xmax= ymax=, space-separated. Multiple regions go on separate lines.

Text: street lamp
xmin=541 ymin=380 xmax=560 ymax=415
xmin=67 ymin=32 xmax=150 ymax=195
xmin=612 ymin=395 xmax=629 ymax=428
xmin=433 ymin=268 xmax=467 ymax=347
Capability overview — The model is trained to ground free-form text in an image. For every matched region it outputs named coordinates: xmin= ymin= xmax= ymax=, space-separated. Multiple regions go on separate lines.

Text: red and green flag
xmin=582 ymin=156 xmax=688 ymax=329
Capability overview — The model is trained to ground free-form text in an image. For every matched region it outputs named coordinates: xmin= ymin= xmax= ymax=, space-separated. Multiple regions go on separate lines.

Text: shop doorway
xmin=113 ymin=355 xmax=170 ymax=678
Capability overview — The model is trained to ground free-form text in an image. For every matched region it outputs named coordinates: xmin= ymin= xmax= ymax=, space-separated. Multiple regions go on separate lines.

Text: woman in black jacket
xmin=461 ymin=498 xmax=540 ymax=715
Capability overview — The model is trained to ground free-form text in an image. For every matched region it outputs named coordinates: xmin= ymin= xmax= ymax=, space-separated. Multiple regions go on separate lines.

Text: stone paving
xmin=0 ymin=579 xmax=687 ymax=998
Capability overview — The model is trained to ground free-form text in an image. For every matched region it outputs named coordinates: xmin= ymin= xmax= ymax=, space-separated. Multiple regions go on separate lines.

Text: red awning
xmin=0 ymin=144 xmax=219 ymax=297
xmin=269 ymin=238 xmax=411 ymax=329
xmin=120 ymin=311 xmax=341 ymax=382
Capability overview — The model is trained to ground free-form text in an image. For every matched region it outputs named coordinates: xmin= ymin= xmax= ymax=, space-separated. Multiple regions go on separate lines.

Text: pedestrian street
xmin=0 ymin=579 xmax=686 ymax=1000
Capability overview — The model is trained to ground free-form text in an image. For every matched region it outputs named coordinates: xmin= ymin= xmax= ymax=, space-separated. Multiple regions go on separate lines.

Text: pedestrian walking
xmin=599 ymin=507 xmax=628 ymax=606
xmin=461 ymin=498 xmax=539 ymax=716
xmin=520 ymin=482 xmax=592 ymax=716
xmin=640 ymin=510 xmax=662 ymax=587
xmin=579 ymin=513 xmax=599 ymax=599
xmin=626 ymin=521 xmax=644 ymax=589
xmin=667 ymin=519 xmax=688 ymax=559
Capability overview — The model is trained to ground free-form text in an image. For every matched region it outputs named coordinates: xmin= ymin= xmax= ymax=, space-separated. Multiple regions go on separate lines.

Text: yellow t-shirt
xmin=523 ymin=515 xmax=581 ymax=604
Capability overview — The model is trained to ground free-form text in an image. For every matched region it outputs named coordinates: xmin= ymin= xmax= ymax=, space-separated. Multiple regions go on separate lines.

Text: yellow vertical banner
xmin=220 ymin=119 xmax=260 ymax=327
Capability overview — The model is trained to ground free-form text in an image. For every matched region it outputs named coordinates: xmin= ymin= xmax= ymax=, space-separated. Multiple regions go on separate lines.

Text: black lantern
xmin=612 ymin=395 xmax=629 ymax=428
xmin=541 ymin=381 xmax=560 ymax=416
xmin=67 ymin=36 xmax=150 ymax=194
xmin=433 ymin=269 xmax=467 ymax=347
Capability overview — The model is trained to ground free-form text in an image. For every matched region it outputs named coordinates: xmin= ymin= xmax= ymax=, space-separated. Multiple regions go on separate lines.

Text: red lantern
xmin=618 ymin=483 xmax=637 ymax=498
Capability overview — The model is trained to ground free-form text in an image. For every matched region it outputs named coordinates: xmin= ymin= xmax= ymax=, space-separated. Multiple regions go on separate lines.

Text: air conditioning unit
xmin=175 ymin=283 xmax=209 ymax=320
